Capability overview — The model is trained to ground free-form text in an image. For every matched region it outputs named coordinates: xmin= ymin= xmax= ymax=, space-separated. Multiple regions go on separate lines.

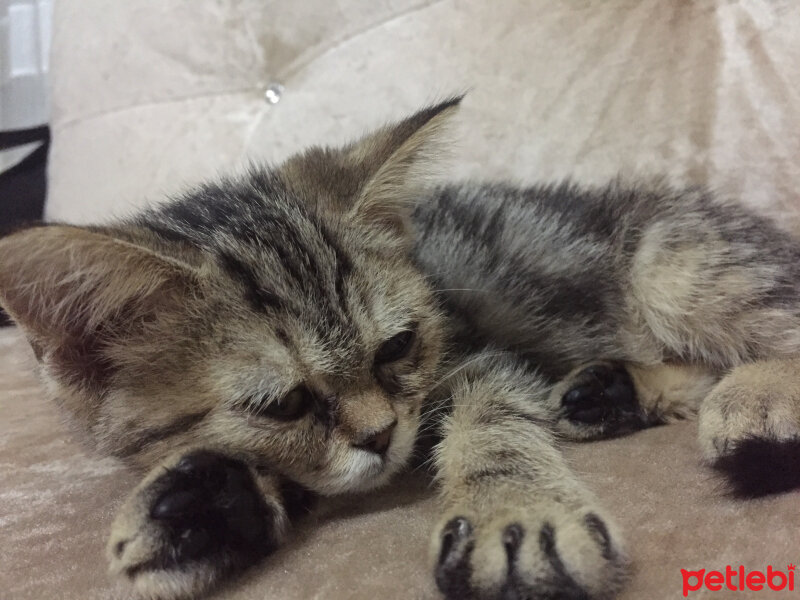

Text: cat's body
xmin=416 ymin=181 xmax=800 ymax=378
xmin=2 ymin=99 xmax=800 ymax=600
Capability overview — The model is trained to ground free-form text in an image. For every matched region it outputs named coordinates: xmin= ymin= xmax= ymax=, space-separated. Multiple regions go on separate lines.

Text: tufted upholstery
xmin=4 ymin=1 xmax=800 ymax=598
xmin=48 ymin=1 xmax=800 ymax=227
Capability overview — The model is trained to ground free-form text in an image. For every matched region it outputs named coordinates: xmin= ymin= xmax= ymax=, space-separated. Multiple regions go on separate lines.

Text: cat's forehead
xmin=141 ymin=169 xmax=308 ymax=246
xmin=143 ymin=172 xmax=340 ymax=299
xmin=138 ymin=168 xmax=420 ymax=366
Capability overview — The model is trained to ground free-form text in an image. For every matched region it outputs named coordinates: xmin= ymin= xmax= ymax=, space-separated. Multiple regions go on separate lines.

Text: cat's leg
xmin=431 ymin=350 xmax=629 ymax=600
xmin=624 ymin=199 xmax=800 ymax=495
xmin=108 ymin=449 xmax=302 ymax=599
xmin=698 ymin=358 xmax=800 ymax=497
xmin=550 ymin=362 xmax=720 ymax=440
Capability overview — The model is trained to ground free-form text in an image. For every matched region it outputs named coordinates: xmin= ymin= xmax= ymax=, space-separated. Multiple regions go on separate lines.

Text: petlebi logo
xmin=681 ymin=564 xmax=796 ymax=596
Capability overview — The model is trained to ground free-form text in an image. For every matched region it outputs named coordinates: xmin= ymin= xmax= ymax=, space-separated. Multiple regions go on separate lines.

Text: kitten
xmin=2 ymin=97 xmax=800 ymax=600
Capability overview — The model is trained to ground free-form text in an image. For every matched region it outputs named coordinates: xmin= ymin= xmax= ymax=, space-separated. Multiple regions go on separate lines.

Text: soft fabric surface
xmin=6 ymin=0 xmax=800 ymax=598
xmin=3 ymin=328 xmax=800 ymax=600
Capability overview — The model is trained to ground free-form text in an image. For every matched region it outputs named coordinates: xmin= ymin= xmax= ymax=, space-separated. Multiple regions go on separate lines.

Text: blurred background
xmin=0 ymin=0 xmax=50 ymax=225
xmin=0 ymin=0 xmax=51 ymax=324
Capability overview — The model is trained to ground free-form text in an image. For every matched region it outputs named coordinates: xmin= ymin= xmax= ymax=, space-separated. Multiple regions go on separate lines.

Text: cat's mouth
xmin=346 ymin=441 xmax=402 ymax=490
xmin=328 ymin=420 xmax=419 ymax=494
xmin=295 ymin=417 xmax=419 ymax=496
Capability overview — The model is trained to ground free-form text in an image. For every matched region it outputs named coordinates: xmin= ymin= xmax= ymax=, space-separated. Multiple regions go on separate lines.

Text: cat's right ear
xmin=0 ymin=225 xmax=198 ymax=388
xmin=344 ymin=96 xmax=462 ymax=237
xmin=280 ymin=96 xmax=462 ymax=239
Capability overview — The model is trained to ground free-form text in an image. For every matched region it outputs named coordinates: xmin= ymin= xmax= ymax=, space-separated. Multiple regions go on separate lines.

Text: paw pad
xmin=561 ymin=364 xmax=643 ymax=436
xmin=113 ymin=451 xmax=282 ymax=585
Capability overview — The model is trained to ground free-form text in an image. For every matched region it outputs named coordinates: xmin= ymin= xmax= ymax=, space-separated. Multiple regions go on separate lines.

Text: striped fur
xmin=2 ymin=99 xmax=800 ymax=599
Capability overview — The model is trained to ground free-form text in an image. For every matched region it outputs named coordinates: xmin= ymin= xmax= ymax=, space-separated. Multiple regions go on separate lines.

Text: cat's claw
xmin=108 ymin=451 xmax=288 ymax=599
xmin=433 ymin=503 xmax=629 ymax=600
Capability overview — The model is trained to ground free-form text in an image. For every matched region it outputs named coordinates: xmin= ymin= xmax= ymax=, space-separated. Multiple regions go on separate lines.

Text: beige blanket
xmin=3 ymin=328 xmax=799 ymax=600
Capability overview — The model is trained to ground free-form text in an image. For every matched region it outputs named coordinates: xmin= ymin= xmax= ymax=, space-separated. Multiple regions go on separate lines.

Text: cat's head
xmin=0 ymin=99 xmax=460 ymax=494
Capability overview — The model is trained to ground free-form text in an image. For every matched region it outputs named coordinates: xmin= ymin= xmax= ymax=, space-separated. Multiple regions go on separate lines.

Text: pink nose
xmin=354 ymin=420 xmax=397 ymax=455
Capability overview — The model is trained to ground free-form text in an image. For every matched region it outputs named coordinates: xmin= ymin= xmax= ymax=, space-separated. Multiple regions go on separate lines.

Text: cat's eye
xmin=257 ymin=386 xmax=313 ymax=420
xmin=375 ymin=329 xmax=416 ymax=364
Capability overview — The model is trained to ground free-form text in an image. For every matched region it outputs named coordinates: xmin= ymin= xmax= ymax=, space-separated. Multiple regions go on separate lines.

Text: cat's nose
xmin=353 ymin=420 xmax=397 ymax=455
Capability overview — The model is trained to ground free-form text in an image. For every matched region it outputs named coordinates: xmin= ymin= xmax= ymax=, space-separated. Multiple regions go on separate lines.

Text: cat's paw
xmin=553 ymin=362 xmax=645 ymax=440
xmin=108 ymin=450 xmax=288 ymax=599
xmin=432 ymin=501 xmax=629 ymax=600
xmin=699 ymin=360 xmax=800 ymax=497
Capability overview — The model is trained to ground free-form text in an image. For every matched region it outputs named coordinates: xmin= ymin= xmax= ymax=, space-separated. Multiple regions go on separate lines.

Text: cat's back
xmin=410 ymin=180 xmax=652 ymax=295
xmin=410 ymin=181 xmax=644 ymax=376
xmin=411 ymin=180 xmax=662 ymax=259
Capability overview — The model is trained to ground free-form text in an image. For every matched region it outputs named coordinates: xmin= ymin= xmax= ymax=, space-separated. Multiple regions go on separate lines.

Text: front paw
xmin=555 ymin=363 xmax=645 ymax=440
xmin=433 ymin=502 xmax=629 ymax=600
xmin=108 ymin=451 xmax=288 ymax=599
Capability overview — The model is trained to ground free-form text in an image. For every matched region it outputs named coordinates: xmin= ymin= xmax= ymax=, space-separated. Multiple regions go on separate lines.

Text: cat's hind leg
xmin=624 ymin=196 xmax=800 ymax=496
xmin=699 ymin=358 xmax=800 ymax=497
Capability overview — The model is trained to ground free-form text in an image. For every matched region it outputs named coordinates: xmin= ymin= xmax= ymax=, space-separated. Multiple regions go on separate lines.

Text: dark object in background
xmin=0 ymin=126 xmax=49 ymax=326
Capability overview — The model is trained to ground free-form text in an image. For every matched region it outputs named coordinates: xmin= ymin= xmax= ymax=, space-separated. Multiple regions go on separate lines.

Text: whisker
xmin=432 ymin=288 xmax=490 ymax=294
xmin=428 ymin=351 xmax=508 ymax=392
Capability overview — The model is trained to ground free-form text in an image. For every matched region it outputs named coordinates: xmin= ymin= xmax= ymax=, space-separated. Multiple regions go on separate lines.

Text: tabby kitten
xmin=2 ymin=98 xmax=800 ymax=600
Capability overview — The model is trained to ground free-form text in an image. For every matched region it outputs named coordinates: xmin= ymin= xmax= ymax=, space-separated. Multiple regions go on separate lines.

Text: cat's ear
xmin=281 ymin=96 xmax=462 ymax=237
xmin=344 ymin=96 xmax=462 ymax=234
xmin=0 ymin=225 xmax=198 ymax=389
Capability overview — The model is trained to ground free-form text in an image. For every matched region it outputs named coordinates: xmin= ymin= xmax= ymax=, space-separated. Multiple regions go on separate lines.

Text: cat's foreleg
xmin=430 ymin=350 xmax=629 ymax=600
xmin=108 ymin=449 xmax=299 ymax=599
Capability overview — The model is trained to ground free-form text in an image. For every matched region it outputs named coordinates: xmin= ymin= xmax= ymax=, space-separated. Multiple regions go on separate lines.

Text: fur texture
xmin=2 ymin=99 xmax=800 ymax=599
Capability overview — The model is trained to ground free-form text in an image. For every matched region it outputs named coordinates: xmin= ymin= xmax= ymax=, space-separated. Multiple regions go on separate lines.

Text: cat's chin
xmin=340 ymin=458 xmax=397 ymax=494
xmin=301 ymin=454 xmax=397 ymax=496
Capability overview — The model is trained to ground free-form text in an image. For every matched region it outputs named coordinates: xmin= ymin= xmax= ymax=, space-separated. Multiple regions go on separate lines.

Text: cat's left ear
xmin=0 ymin=225 xmax=200 ymax=390
xmin=281 ymin=96 xmax=462 ymax=237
